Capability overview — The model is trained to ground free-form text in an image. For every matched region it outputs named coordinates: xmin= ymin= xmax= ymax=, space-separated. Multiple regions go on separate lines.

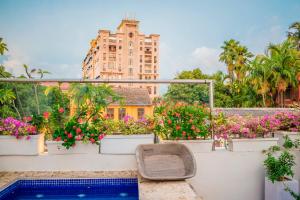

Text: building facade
xmin=82 ymin=19 xmax=160 ymax=99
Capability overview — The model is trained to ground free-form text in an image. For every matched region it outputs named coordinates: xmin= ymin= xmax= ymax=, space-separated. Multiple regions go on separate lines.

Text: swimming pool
xmin=0 ymin=178 xmax=139 ymax=199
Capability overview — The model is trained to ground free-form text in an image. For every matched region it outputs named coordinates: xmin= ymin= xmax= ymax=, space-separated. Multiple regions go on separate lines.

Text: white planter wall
xmin=100 ymin=134 xmax=154 ymax=155
xmin=0 ymin=134 xmax=44 ymax=155
xmin=161 ymin=139 xmax=214 ymax=153
xmin=265 ymin=178 xmax=299 ymax=200
xmin=227 ymin=138 xmax=278 ymax=152
xmin=274 ymin=131 xmax=300 ymax=146
xmin=46 ymin=141 xmax=99 ymax=155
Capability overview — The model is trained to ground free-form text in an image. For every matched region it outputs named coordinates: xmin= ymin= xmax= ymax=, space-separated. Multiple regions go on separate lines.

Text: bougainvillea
xmin=274 ymin=111 xmax=300 ymax=132
xmin=0 ymin=117 xmax=37 ymax=139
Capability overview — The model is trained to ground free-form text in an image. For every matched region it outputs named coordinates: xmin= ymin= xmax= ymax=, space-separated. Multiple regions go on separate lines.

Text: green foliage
xmin=264 ymin=151 xmax=295 ymax=183
xmin=153 ymin=102 xmax=210 ymax=140
xmin=69 ymin=83 xmax=122 ymax=120
xmin=52 ymin=117 xmax=104 ymax=149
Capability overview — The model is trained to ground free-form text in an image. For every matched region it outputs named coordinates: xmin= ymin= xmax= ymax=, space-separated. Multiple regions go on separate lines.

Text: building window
xmin=139 ymin=75 xmax=142 ymax=80
xmin=103 ymin=53 xmax=106 ymax=60
xmin=129 ymin=68 xmax=133 ymax=76
xmin=107 ymin=108 xmax=114 ymax=119
xmin=154 ymin=41 xmax=157 ymax=46
xmin=129 ymin=49 xmax=133 ymax=56
xmin=154 ymin=86 xmax=157 ymax=94
xmin=119 ymin=46 xmax=122 ymax=50
xmin=129 ymin=32 xmax=133 ymax=38
xmin=129 ymin=59 xmax=133 ymax=66
xmin=154 ymin=48 xmax=157 ymax=52
xmin=147 ymin=86 xmax=151 ymax=94
xmin=118 ymin=108 xmax=126 ymax=120
xmin=154 ymin=75 xmax=156 ymax=80
xmin=137 ymin=108 xmax=145 ymax=119
xmin=129 ymin=41 xmax=133 ymax=47
xmin=140 ymin=65 xmax=142 ymax=73
xmin=140 ymin=41 xmax=143 ymax=45
xmin=140 ymin=47 xmax=143 ymax=51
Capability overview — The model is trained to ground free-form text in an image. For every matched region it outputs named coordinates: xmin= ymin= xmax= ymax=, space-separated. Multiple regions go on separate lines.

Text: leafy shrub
xmin=52 ymin=117 xmax=105 ymax=149
xmin=153 ymin=102 xmax=210 ymax=140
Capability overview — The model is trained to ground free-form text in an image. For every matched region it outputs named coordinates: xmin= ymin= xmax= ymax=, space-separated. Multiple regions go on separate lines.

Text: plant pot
xmin=274 ymin=131 xmax=300 ymax=146
xmin=160 ymin=139 xmax=214 ymax=153
xmin=265 ymin=177 xmax=299 ymax=200
xmin=0 ymin=134 xmax=44 ymax=155
xmin=227 ymin=138 xmax=278 ymax=152
xmin=100 ymin=134 xmax=154 ymax=155
xmin=46 ymin=141 xmax=99 ymax=155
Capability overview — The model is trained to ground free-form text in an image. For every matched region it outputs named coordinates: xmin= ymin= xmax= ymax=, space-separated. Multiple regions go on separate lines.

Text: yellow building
xmin=105 ymin=87 xmax=153 ymax=120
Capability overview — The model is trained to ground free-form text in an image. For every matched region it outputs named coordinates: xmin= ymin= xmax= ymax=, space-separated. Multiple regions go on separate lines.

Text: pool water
xmin=0 ymin=178 xmax=138 ymax=200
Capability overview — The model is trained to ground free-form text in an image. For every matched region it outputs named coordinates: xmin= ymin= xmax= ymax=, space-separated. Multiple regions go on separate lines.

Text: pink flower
xmin=26 ymin=136 xmax=31 ymax=140
xmin=90 ymin=138 xmax=95 ymax=143
xmin=76 ymin=128 xmax=82 ymax=134
xmin=43 ymin=112 xmax=50 ymax=120
xmin=58 ymin=107 xmax=64 ymax=113
xmin=75 ymin=135 xmax=82 ymax=141
xmin=67 ymin=133 xmax=73 ymax=139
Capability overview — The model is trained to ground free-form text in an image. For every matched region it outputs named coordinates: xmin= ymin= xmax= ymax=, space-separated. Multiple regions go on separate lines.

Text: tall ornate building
xmin=82 ymin=19 xmax=160 ymax=99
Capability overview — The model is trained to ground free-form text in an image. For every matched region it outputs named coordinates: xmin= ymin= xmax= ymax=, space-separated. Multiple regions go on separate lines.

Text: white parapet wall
xmin=0 ymin=150 xmax=299 ymax=200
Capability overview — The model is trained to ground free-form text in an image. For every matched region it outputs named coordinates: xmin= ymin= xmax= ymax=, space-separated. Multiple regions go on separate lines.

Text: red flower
xmin=175 ymin=112 xmax=180 ymax=117
xmin=167 ymin=119 xmax=172 ymax=124
xmin=189 ymin=119 xmax=193 ymax=123
xmin=55 ymin=137 xmax=61 ymax=141
xmin=43 ymin=112 xmax=50 ymax=120
xmin=64 ymin=139 xmax=67 ymax=142
xmin=176 ymin=125 xmax=181 ymax=130
xmin=90 ymin=133 xmax=94 ymax=137
xmin=64 ymin=131 xmax=68 ymax=135
xmin=188 ymin=136 xmax=192 ymax=140
xmin=98 ymin=134 xmax=105 ymax=140
xmin=76 ymin=128 xmax=82 ymax=134
xmin=58 ymin=107 xmax=64 ymax=113
xmin=67 ymin=133 xmax=73 ymax=139
xmin=191 ymin=125 xmax=195 ymax=130
xmin=73 ymin=126 xmax=76 ymax=130
xmin=75 ymin=135 xmax=82 ymax=141
xmin=77 ymin=118 xmax=83 ymax=123
xmin=90 ymin=138 xmax=95 ymax=143
xmin=182 ymin=131 xmax=186 ymax=136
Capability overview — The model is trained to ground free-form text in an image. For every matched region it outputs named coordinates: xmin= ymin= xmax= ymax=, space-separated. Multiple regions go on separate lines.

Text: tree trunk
xmin=14 ymin=86 xmax=25 ymax=117
xmin=34 ymin=84 xmax=40 ymax=115
xmin=262 ymin=94 xmax=266 ymax=107
xmin=12 ymin=100 xmax=21 ymax=119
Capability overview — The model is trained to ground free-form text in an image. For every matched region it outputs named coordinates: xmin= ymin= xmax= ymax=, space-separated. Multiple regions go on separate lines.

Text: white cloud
xmin=2 ymin=47 xmax=30 ymax=76
xmin=190 ymin=46 xmax=225 ymax=74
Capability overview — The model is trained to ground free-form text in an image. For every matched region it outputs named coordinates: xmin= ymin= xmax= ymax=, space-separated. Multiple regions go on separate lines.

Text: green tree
xmin=0 ymin=38 xmax=8 ymax=55
xmin=288 ymin=22 xmax=300 ymax=50
xmin=266 ymin=39 xmax=299 ymax=107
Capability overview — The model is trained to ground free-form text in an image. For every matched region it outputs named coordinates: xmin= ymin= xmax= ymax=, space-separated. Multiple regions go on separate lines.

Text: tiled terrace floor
xmin=0 ymin=171 xmax=200 ymax=200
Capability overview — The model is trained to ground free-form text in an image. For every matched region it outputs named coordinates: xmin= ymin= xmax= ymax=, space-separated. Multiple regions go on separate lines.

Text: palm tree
xmin=249 ymin=55 xmax=272 ymax=106
xmin=266 ymin=39 xmax=298 ymax=107
xmin=68 ymin=83 xmax=122 ymax=120
xmin=288 ymin=22 xmax=300 ymax=50
xmin=219 ymin=39 xmax=239 ymax=82
xmin=219 ymin=39 xmax=253 ymax=83
xmin=0 ymin=38 xmax=8 ymax=55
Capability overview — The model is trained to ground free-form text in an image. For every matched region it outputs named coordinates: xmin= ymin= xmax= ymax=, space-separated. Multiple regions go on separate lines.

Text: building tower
xmin=82 ymin=19 xmax=160 ymax=99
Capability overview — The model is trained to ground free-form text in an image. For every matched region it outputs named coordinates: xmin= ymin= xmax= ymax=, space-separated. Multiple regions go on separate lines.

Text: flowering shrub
xmin=0 ymin=117 xmax=37 ymax=139
xmin=153 ymin=102 xmax=210 ymax=140
xmin=274 ymin=111 xmax=300 ymax=132
xmin=99 ymin=115 xmax=152 ymax=135
xmin=214 ymin=113 xmax=281 ymax=139
xmin=52 ymin=117 xmax=105 ymax=149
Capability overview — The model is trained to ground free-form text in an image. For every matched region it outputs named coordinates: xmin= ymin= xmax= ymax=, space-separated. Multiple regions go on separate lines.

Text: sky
xmin=0 ymin=0 xmax=300 ymax=79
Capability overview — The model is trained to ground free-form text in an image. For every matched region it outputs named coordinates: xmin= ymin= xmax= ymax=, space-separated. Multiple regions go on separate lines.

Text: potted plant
xmin=263 ymin=136 xmax=300 ymax=200
xmin=225 ymin=114 xmax=279 ymax=152
xmin=0 ymin=117 xmax=44 ymax=155
xmin=45 ymin=83 xmax=120 ymax=154
xmin=46 ymin=116 xmax=105 ymax=154
xmin=154 ymin=102 xmax=213 ymax=153
xmin=100 ymin=116 xmax=154 ymax=155
xmin=274 ymin=111 xmax=300 ymax=146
